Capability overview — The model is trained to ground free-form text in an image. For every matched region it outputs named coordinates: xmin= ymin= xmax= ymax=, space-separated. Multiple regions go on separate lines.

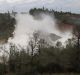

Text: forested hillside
xmin=29 ymin=8 xmax=80 ymax=26
xmin=0 ymin=12 xmax=16 ymax=43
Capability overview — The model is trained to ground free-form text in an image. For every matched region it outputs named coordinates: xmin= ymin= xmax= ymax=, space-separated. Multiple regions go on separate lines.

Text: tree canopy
xmin=0 ymin=12 xmax=16 ymax=42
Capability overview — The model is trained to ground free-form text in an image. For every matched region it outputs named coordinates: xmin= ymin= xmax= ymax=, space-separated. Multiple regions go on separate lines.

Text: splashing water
xmin=8 ymin=13 xmax=73 ymax=46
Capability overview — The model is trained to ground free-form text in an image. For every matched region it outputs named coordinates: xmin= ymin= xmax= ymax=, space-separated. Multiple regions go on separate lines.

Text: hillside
xmin=29 ymin=8 xmax=80 ymax=30
xmin=0 ymin=12 xmax=16 ymax=43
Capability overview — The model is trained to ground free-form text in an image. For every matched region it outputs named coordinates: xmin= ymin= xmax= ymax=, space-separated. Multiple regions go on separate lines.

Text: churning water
xmin=8 ymin=13 xmax=72 ymax=46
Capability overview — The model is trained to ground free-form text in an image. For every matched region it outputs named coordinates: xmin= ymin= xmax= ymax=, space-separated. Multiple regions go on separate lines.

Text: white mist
xmin=8 ymin=13 xmax=73 ymax=46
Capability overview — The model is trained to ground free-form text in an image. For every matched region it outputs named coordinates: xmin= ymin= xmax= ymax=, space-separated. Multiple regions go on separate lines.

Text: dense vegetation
xmin=0 ymin=31 xmax=80 ymax=75
xmin=0 ymin=12 xmax=16 ymax=42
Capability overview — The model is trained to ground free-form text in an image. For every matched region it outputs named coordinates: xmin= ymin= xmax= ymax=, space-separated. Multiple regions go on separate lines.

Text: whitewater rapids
xmin=8 ymin=13 xmax=72 ymax=46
